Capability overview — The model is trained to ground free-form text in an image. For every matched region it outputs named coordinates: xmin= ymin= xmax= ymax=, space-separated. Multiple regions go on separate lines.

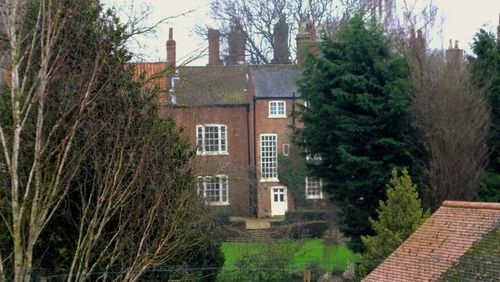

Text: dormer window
xmin=269 ymin=101 xmax=286 ymax=118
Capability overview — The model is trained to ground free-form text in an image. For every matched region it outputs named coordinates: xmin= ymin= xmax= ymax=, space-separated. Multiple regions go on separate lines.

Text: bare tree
xmin=0 ymin=1 xmax=219 ymax=281
xmin=360 ymin=0 xmax=440 ymax=53
xmin=411 ymin=52 xmax=491 ymax=209
xmin=203 ymin=0 xmax=358 ymax=64
xmin=66 ymin=105 xmax=214 ymax=281
xmin=202 ymin=0 xmax=440 ymax=65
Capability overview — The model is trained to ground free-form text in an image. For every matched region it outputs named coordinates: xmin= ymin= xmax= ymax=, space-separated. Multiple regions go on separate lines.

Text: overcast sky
xmin=103 ymin=0 xmax=500 ymax=66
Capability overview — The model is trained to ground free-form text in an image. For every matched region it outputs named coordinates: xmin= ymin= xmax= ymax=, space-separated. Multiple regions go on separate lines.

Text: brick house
xmin=136 ymin=22 xmax=324 ymax=217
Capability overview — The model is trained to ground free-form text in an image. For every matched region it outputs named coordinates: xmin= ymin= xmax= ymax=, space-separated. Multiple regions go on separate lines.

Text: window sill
xmin=268 ymin=115 xmax=287 ymax=119
xmin=306 ymin=196 xmax=324 ymax=200
xmin=197 ymin=151 xmax=229 ymax=156
xmin=205 ymin=202 xmax=230 ymax=206
xmin=260 ymin=178 xmax=280 ymax=183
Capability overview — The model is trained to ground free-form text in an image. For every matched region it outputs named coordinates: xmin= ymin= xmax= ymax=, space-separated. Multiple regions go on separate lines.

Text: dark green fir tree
xmin=469 ymin=29 xmax=500 ymax=202
xmin=296 ymin=15 xmax=414 ymax=251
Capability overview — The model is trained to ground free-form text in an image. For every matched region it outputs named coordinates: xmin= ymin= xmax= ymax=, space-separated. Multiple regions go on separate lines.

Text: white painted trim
xmin=260 ymin=133 xmax=278 ymax=181
xmin=196 ymin=124 xmax=228 ymax=155
xmin=268 ymin=100 xmax=287 ymax=118
xmin=305 ymin=177 xmax=323 ymax=199
xmin=197 ymin=174 xmax=230 ymax=205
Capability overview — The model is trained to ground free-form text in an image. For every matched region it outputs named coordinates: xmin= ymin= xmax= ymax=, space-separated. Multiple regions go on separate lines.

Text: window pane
xmin=306 ymin=178 xmax=322 ymax=199
xmin=278 ymin=102 xmax=284 ymax=115
xmin=261 ymin=135 xmax=277 ymax=179
xmin=199 ymin=175 xmax=228 ymax=204
xmin=197 ymin=125 xmax=227 ymax=153
xmin=270 ymin=101 xmax=285 ymax=116
xmin=197 ymin=127 xmax=203 ymax=147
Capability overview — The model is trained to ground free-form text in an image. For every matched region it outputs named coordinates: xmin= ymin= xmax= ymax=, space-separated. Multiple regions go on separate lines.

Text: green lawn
xmin=221 ymin=239 xmax=358 ymax=272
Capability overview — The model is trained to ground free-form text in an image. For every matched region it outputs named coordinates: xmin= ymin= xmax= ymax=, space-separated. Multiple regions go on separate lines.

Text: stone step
xmin=228 ymin=229 xmax=276 ymax=242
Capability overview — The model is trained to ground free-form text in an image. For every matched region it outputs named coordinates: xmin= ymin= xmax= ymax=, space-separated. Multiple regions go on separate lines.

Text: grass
xmin=221 ymin=239 xmax=358 ymax=272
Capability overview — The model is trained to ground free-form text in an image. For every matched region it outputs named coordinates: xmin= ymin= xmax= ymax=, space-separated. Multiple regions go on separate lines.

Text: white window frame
xmin=260 ymin=134 xmax=278 ymax=182
xmin=196 ymin=124 xmax=228 ymax=155
xmin=306 ymin=153 xmax=322 ymax=161
xmin=198 ymin=175 xmax=229 ymax=205
xmin=268 ymin=101 xmax=286 ymax=118
xmin=283 ymin=143 xmax=290 ymax=156
xmin=305 ymin=177 xmax=323 ymax=199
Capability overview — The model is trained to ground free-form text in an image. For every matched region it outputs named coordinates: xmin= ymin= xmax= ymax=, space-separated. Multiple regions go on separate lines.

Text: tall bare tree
xmin=361 ymin=0 xmax=439 ymax=54
xmin=0 ymin=1 xmax=220 ymax=281
xmin=411 ymin=52 xmax=491 ymax=209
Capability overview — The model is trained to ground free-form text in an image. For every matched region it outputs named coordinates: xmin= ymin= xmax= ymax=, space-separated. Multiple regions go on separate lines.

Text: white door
xmin=271 ymin=187 xmax=288 ymax=216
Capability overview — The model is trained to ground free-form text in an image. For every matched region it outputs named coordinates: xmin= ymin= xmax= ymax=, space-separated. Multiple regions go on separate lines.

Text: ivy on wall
xmin=277 ymin=145 xmax=313 ymax=209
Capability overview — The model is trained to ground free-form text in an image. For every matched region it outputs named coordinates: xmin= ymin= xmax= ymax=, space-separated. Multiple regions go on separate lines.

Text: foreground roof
xmin=364 ymin=201 xmax=500 ymax=282
xmin=440 ymin=226 xmax=500 ymax=281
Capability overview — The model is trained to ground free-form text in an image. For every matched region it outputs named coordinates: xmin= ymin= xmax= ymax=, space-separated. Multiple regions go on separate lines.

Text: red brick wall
xmin=160 ymin=105 xmax=252 ymax=215
xmin=254 ymin=98 xmax=298 ymax=217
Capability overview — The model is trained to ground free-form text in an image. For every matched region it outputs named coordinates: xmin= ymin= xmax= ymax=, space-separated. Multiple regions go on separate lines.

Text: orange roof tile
xmin=363 ymin=201 xmax=500 ymax=282
xmin=132 ymin=62 xmax=168 ymax=90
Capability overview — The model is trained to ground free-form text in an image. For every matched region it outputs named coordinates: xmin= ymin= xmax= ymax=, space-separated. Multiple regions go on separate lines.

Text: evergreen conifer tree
xmin=297 ymin=14 xmax=414 ymax=251
xmin=470 ymin=29 xmax=500 ymax=202
xmin=356 ymin=169 xmax=428 ymax=278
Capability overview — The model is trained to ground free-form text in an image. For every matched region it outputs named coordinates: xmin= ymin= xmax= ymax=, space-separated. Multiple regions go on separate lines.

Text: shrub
xmin=285 ymin=210 xmax=327 ymax=223
xmin=219 ymin=242 xmax=298 ymax=281
xmin=214 ymin=210 xmax=232 ymax=226
xmin=270 ymin=220 xmax=288 ymax=227
xmin=290 ymin=221 xmax=328 ymax=239
xmin=356 ymin=169 xmax=429 ymax=278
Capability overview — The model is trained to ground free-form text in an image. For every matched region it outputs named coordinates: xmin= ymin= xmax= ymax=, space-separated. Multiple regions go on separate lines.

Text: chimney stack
xmin=166 ymin=27 xmax=176 ymax=69
xmin=272 ymin=19 xmax=290 ymax=64
xmin=228 ymin=22 xmax=246 ymax=64
xmin=409 ymin=28 xmax=425 ymax=51
xmin=296 ymin=21 xmax=317 ymax=66
xmin=446 ymin=39 xmax=464 ymax=69
xmin=417 ymin=29 xmax=425 ymax=49
xmin=207 ymin=29 xmax=222 ymax=65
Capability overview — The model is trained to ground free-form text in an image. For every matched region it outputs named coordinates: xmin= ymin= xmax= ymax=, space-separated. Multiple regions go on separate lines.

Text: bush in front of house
xmin=218 ymin=242 xmax=299 ymax=281
xmin=213 ymin=210 xmax=233 ymax=226
xmin=290 ymin=221 xmax=328 ymax=239
xmin=285 ymin=210 xmax=328 ymax=223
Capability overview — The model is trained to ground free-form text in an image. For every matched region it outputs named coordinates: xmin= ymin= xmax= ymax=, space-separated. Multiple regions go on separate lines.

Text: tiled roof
xmin=363 ymin=201 xmax=500 ymax=282
xmin=251 ymin=66 xmax=302 ymax=98
xmin=173 ymin=65 xmax=249 ymax=106
xmin=132 ymin=63 xmax=303 ymax=106
xmin=439 ymin=225 xmax=499 ymax=281
xmin=133 ymin=62 xmax=168 ymax=90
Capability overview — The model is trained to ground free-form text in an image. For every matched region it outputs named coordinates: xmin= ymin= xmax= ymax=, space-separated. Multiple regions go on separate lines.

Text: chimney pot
xmin=296 ymin=20 xmax=317 ymax=66
xmin=446 ymin=38 xmax=463 ymax=69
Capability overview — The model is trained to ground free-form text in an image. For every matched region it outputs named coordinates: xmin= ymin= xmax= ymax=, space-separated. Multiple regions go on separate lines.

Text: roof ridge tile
xmin=442 ymin=201 xmax=500 ymax=211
